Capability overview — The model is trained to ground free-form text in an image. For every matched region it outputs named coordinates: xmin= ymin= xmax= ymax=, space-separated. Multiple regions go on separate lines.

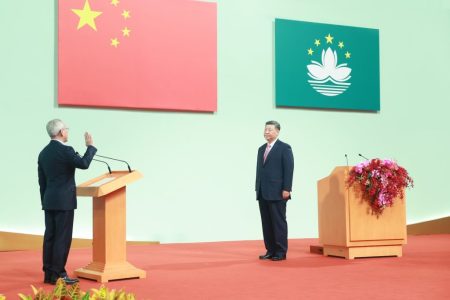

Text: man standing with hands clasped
xmin=38 ymin=119 xmax=97 ymax=284
xmin=255 ymin=120 xmax=294 ymax=261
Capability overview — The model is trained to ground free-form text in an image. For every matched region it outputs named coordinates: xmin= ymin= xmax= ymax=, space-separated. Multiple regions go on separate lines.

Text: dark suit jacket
xmin=38 ymin=140 xmax=97 ymax=210
xmin=255 ymin=139 xmax=294 ymax=201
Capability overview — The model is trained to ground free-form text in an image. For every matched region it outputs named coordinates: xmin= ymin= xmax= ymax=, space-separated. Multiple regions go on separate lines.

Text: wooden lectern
xmin=74 ymin=171 xmax=146 ymax=282
xmin=318 ymin=166 xmax=406 ymax=259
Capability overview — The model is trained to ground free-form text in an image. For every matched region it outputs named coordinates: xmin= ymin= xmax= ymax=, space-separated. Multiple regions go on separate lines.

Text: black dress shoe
xmin=44 ymin=272 xmax=51 ymax=284
xmin=259 ymin=254 xmax=273 ymax=260
xmin=49 ymin=276 xmax=79 ymax=285
xmin=271 ymin=255 xmax=286 ymax=261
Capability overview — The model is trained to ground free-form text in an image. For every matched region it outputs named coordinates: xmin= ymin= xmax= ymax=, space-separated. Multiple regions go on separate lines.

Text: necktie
xmin=263 ymin=144 xmax=271 ymax=163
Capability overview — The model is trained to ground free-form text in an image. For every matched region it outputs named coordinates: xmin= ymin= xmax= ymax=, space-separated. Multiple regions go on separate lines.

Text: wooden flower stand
xmin=317 ymin=166 xmax=406 ymax=259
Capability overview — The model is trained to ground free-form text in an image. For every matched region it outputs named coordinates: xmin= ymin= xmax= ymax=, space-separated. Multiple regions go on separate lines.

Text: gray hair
xmin=46 ymin=119 xmax=66 ymax=138
xmin=265 ymin=120 xmax=280 ymax=131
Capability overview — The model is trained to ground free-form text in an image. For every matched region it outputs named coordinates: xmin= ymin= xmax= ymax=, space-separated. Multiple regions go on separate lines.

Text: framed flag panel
xmin=275 ymin=19 xmax=380 ymax=111
xmin=58 ymin=0 xmax=217 ymax=112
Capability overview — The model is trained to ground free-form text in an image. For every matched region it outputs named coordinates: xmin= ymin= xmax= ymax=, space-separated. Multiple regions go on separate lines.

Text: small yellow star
xmin=314 ymin=39 xmax=321 ymax=47
xmin=72 ymin=0 xmax=103 ymax=31
xmin=122 ymin=10 xmax=131 ymax=19
xmin=307 ymin=48 xmax=314 ymax=55
xmin=345 ymin=51 xmax=351 ymax=59
xmin=325 ymin=33 xmax=334 ymax=44
xmin=122 ymin=27 xmax=131 ymax=37
xmin=111 ymin=0 xmax=120 ymax=7
xmin=338 ymin=41 xmax=344 ymax=49
xmin=111 ymin=38 xmax=120 ymax=48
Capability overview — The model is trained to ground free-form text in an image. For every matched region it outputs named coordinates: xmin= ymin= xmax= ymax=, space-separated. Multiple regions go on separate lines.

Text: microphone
xmin=95 ymin=154 xmax=132 ymax=172
xmin=92 ymin=158 xmax=112 ymax=174
xmin=358 ymin=153 xmax=369 ymax=160
xmin=77 ymin=152 xmax=112 ymax=174
xmin=345 ymin=154 xmax=349 ymax=167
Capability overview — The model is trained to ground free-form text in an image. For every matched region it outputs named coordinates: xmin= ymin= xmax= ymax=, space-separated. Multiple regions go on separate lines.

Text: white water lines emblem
xmin=307 ymin=47 xmax=352 ymax=96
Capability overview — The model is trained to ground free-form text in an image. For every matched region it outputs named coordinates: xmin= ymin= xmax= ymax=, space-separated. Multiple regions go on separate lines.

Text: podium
xmin=317 ymin=166 xmax=406 ymax=259
xmin=74 ymin=171 xmax=146 ymax=282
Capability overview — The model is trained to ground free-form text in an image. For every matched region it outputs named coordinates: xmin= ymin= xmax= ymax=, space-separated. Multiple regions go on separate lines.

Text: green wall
xmin=1 ymin=0 xmax=449 ymax=243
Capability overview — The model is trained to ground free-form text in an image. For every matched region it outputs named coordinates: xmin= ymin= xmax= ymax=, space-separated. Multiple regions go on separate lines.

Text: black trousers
xmin=43 ymin=210 xmax=74 ymax=277
xmin=258 ymin=200 xmax=288 ymax=256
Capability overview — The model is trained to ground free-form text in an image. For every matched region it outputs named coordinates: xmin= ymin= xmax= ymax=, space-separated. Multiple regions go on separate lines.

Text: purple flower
xmin=382 ymin=159 xmax=398 ymax=170
xmin=378 ymin=192 xmax=387 ymax=206
xmin=354 ymin=162 xmax=364 ymax=173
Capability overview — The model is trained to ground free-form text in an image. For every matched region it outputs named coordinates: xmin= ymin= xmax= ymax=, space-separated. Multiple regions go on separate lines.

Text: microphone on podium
xmin=358 ymin=153 xmax=369 ymax=160
xmin=95 ymin=154 xmax=132 ymax=172
xmin=345 ymin=154 xmax=349 ymax=167
xmin=76 ymin=152 xmax=112 ymax=174
xmin=92 ymin=158 xmax=112 ymax=174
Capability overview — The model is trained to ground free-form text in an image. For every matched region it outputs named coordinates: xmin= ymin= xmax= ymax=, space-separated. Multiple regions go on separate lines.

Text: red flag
xmin=58 ymin=0 xmax=217 ymax=112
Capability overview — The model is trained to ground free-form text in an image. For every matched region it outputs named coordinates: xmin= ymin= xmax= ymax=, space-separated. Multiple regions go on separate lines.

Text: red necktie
xmin=263 ymin=144 xmax=271 ymax=163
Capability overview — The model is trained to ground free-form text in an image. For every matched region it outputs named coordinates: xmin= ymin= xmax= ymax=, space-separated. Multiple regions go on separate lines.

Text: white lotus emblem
xmin=307 ymin=47 xmax=352 ymax=96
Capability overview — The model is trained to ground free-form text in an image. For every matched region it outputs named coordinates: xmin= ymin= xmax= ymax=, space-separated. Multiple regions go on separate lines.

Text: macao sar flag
xmin=58 ymin=0 xmax=217 ymax=112
xmin=275 ymin=19 xmax=380 ymax=111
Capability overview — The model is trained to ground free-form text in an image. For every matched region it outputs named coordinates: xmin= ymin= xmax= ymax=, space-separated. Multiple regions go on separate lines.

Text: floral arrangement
xmin=346 ymin=158 xmax=413 ymax=215
xmin=15 ymin=278 xmax=136 ymax=300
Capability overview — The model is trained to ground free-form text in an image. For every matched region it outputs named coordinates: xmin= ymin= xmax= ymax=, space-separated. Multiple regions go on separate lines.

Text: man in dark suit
xmin=255 ymin=120 xmax=294 ymax=261
xmin=38 ymin=119 xmax=97 ymax=284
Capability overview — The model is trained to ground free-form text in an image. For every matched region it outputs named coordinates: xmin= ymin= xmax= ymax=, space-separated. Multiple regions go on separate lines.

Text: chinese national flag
xmin=58 ymin=0 xmax=217 ymax=112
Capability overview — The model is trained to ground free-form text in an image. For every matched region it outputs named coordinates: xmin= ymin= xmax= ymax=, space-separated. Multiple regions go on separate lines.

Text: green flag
xmin=275 ymin=19 xmax=380 ymax=111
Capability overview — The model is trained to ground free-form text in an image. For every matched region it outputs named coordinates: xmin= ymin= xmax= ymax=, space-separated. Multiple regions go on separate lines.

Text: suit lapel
xmin=263 ymin=140 xmax=280 ymax=166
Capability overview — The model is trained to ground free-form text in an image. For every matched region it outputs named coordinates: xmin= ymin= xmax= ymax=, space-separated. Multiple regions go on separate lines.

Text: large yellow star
xmin=325 ymin=33 xmax=334 ymax=44
xmin=72 ymin=0 xmax=102 ymax=31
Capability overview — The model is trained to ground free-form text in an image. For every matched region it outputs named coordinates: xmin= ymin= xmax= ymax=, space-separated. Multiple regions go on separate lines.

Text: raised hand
xmin=84 ymin=132 xmax=93 ymax=146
